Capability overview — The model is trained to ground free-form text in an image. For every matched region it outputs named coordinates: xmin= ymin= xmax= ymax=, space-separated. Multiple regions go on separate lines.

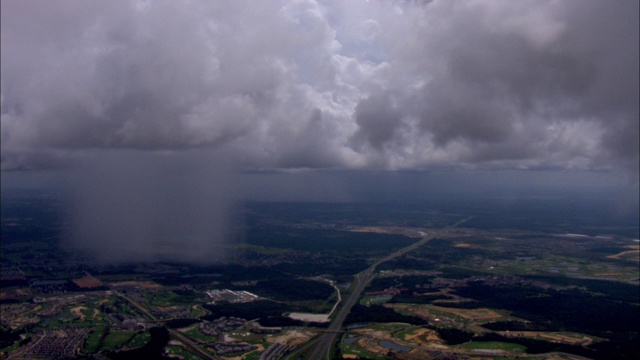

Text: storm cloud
xmin=1 ymin=0 xmax=637 ymax=173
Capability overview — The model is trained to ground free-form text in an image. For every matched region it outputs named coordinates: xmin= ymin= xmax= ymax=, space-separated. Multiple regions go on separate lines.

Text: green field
xmin=82 ymin=326 xmax=106 ymax=354
xmin=101 ymin=330 xmax=136 ymax=352
xmin=456 ymin=341 xmax=527 ymax=352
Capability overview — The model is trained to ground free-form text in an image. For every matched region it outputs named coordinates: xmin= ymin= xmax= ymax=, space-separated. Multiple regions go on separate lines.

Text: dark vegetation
xmin=152 ymin=265 xmax=283 ymax=286
xmin=0 ymin=328 xmax=23 ymax=349
xmin=344 ymin=304 xmax=426 ymax=325
xmin=272 ymin=260 xmax=370 ymax=277
xmin=449 ymin=282 xmax=639 ymax=333
xmin=388 ymin=293 xmax=450 ymax=304
xmin=528 ymin=276 xmax=640 ymax=303
xmin=367 ymin=275 xmax=436 ymax=292
xmin=460 ymin=195 xmax=639 ymax=238
xmin=245 ymin=226 xmax=415 ymax=253
xmin=202 ymin=301 xmax=327 ymax=327
xmin=433 ymin=327 xmax=474 ymax=345
xmin=377 ymin=258 xmax=438 ymax=271
xmin=109 ymin=327 xmax=170 ymax=360
xmin=250 ymin=278 xmax=334 ymax=301
xmin=0 ymin=192 xmax=64 ymax=244
xmin=474 ymin=332 xmax=639 ymax=360
xmin=481 ymin=320 xmax=553 ymax=332
xmin=244 ymin=201 xmax=461 ymax=228
xmin=165 ymin=319 xmax=200 ymax=329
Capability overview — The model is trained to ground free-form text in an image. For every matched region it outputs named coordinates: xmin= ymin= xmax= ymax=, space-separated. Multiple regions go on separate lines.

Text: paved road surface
xmin=306 ymin=217 xmax=472 ymax=360
xmin=112 ymin=288 xmax=218 ymax=360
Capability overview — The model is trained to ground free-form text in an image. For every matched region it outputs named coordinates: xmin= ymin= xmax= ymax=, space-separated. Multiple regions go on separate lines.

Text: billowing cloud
xmin=1 ymin=0 xmax=637 ymax=174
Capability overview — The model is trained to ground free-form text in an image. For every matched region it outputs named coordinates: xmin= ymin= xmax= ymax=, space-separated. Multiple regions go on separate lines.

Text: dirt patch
xmin=71 ymin=306 xmax=89 ymax=320
xmin=607 ymin=250 xmax=640 ymax=261
xmin=72 ymin=276 xmax=104 ymax=288
xmin=454 ymin=243 xmax=472 ymax=248
xmin=0 ymin=288 xmax=31 ymax=300
xmin=350 ymin=227 xmax=393 ymax=234
xmin=288 ymin=312 xmax=330 ymax=323
xmin=177 ymin=324 xmax=198 ymax=333
xmin=388 ymin=304 xmax=433 ymax=320
xmin=268 ymin=329 xmax=316 ymax=346
xmin=109 ymin=281 xmax=162 ymax=289
xmin=404 ymin=327 xmax=443 ymax=344
xmin=155 ymin=305 xmax=182 ymax=313
xmin=430 ymin=305 xmax=503 ymax=320
xmin=499 ymin=331 xmax=596 ymax=346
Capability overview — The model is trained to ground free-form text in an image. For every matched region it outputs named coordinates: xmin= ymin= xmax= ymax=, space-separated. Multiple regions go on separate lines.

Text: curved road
xmin=306 ymin=217 xmax=472 ymax=360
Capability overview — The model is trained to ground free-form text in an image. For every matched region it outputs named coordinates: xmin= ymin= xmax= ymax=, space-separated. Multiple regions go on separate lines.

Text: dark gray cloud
xmin=2 ymin=0 xmax=637 ymax=176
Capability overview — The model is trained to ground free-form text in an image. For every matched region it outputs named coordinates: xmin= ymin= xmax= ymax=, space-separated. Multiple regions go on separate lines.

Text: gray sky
xmin=1 ymin=0 xmax=638 ymax=175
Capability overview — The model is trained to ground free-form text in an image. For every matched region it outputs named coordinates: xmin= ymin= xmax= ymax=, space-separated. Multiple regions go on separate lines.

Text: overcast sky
xmin=2 ymin=0 xmax=638 ymax=174
xmin=2 ymin=0 xmax=638 ymax=262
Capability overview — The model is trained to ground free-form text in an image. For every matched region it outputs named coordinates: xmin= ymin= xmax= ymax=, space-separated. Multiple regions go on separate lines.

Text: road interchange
xmin=305 ymin=217 xmax=472 ymax=360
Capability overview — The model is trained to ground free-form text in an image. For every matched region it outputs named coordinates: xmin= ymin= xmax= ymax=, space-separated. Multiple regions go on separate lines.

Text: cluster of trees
xmin=343 ymin=304 xmax=425 ymax=325
xmin=109 ymin=327 xmax=169 ymax=360
xmin=203 ymin=301 xmax=327 ymax=327
xmin=452 ymin=282 xmax=639 ymax=333
xmin=251 ymin=278 xmax=334 ymax=302
xmin=246 ymin=226 xmax=415 ymax=253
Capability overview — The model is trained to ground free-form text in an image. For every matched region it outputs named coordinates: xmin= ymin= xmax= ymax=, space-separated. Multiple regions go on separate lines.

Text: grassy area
xmin=1 ymin=333 xmax=32 ymax=355
xmin=286 ymin=299 xmax=333 ymax=313
xmin=341 ymin=343 xmax=390 ymax=360
xmin=101 ymin=330 xmax=136 ymax=352
xmin=395 ymin=325 xmax=422 ymax=341
xmin=126 ymin=331 xmax=151 ymax=349
xmin=243 ymin=351 xmax=262 ymax=360
xmin=82 ymin=326 xmax=105 ymax=354
xmin=183 ymin=326 xmax=217 ymax=343
xmin=426 ymin=306 xmax=467 ymax=322
xmin=146 ymin=291 xmax=175 ymax=306
xmin=456 ymin=341 xmax=527 ymax=352
xmin=112 ymin=299 xmax=143 ymax=318
xmin=373 ymin=323 xmax=409 ymax=332
xmin=165 ymin=345 xmax=203 ymax=360
xmin=188 ymin=305 xmax=208 ymax=318
xmin=362 ymin=294 xmax=393 ymax=306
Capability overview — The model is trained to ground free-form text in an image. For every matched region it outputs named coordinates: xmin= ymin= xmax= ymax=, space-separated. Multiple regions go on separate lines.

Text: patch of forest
xmin=245 ymin=226 xmax=415 ymax=253
xmin=202 ymin=300 xmax=327 ymax=327
xmin=250 ymin=278 xmax=334 ymax=302
xmin=447 ymin=282 xmax=639 ymax=333
xmin=343 ymin=304 xmax=426 ymax=325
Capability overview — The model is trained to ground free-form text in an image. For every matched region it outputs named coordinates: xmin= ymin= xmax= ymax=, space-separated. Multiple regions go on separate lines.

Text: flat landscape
xmin=1 ymin=191 xmax=638 ymax=359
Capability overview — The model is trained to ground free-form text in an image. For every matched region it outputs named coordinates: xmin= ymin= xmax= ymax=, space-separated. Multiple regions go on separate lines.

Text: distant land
xmin=1 ymin=187 xmax=638 ymax=359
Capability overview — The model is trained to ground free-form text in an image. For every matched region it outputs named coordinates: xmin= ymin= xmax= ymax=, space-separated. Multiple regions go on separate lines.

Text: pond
xmin=344 ymin=336 xmax=361 ymax=344
xmin=380 ymin=340 xmax=411 ymax=352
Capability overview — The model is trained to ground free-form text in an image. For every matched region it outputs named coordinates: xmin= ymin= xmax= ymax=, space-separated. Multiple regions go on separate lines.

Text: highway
xmin=305 ymin=217 xmax=472 ymax=360
xmin=111 ymin=289 xmax=218 ymax=360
